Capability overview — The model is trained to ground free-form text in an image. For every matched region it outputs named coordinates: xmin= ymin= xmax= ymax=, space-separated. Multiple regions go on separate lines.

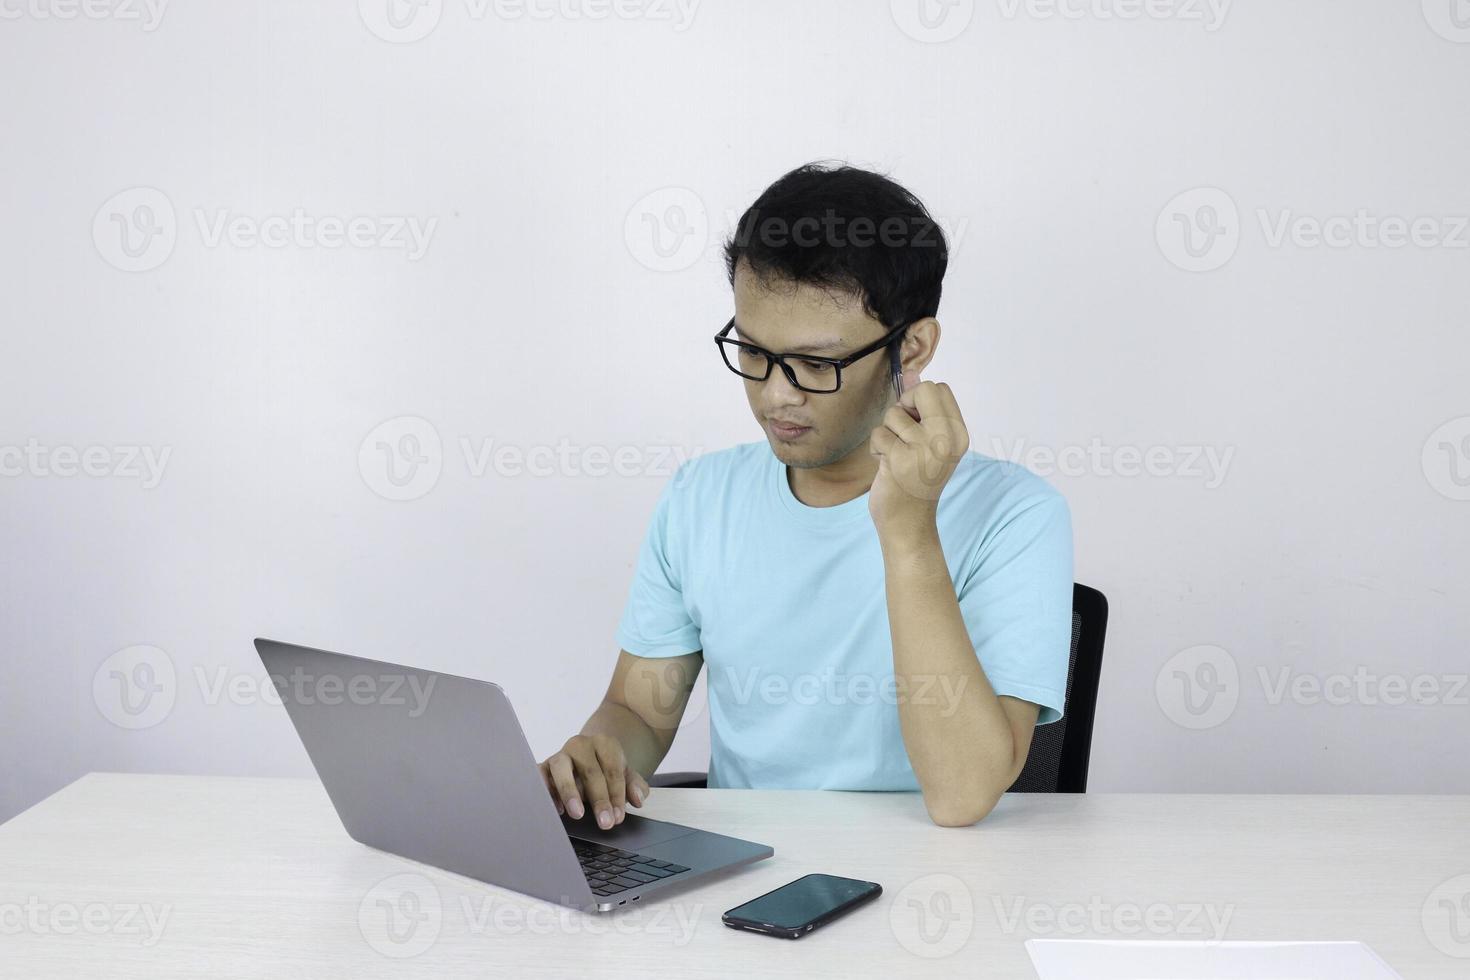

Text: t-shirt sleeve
xmin=613 ymin=466 xmax=702 ymax=658
xmin=955 ymin=488 xmax=1074 ymax=725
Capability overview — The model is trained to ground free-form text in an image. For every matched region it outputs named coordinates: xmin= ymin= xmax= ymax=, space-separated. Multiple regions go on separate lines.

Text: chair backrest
xmin=1006 ymin=582 xmax=1108 ymax=793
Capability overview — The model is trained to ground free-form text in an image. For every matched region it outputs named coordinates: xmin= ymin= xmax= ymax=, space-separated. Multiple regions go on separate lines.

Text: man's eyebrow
xmin=733 ymin=323 xmax=848 ymax=354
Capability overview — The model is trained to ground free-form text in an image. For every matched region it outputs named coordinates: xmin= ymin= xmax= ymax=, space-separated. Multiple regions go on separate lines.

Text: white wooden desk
xmin=1 ymin=774 xmax=1466 ymax=978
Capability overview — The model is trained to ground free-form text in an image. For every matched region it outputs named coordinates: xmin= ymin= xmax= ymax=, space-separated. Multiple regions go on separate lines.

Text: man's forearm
xmin=881 ymin=524 xmax=1022 ymax=825
xmin=581 ymin=700 xmax=670 ymax=779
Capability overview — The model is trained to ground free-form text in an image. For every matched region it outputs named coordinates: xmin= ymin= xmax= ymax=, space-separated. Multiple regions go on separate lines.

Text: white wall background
xmin=2 ymin=0 xmax=1468 ymax=824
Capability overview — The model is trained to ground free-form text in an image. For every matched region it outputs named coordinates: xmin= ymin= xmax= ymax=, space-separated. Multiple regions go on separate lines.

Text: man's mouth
xmin=768 ymin=420 xmax=811 ymax=439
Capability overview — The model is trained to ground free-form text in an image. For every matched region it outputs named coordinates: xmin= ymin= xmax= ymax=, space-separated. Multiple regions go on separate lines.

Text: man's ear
xmin=899 ymin=317 xmax=940 ymax=378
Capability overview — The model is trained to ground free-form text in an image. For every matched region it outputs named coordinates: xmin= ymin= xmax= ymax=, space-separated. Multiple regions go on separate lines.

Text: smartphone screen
xmin=723 ymin=874 xmax=881 ymax=935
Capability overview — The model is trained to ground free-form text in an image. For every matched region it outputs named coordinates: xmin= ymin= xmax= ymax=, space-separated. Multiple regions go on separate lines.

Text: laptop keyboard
xmin=570 ymin=839 xmax=690 ymax=898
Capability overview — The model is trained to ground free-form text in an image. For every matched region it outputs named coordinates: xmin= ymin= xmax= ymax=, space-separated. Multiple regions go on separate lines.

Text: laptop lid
xmin=253 ymin=637 xmax=594 ymax=909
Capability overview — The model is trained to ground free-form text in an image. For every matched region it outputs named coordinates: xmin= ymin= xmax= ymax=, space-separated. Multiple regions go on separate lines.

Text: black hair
xmin=722 ymin=161 xmax=948 ymax=335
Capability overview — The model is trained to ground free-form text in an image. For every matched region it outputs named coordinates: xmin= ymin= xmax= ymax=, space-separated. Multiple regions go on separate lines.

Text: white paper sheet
xmin=1025 ymin=939 xmax=1404 ymax=979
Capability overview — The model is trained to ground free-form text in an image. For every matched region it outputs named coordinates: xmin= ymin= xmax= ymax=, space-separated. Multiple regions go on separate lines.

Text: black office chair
xmin=650 ymin=582 xmax=1108 ymax=794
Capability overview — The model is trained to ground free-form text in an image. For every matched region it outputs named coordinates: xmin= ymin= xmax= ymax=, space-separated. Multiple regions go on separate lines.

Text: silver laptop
xmin=254 ymin=638 xmax=773 ymax=913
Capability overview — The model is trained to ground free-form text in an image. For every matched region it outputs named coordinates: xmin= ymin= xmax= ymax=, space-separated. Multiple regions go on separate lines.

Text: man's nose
xmin=760 ymin=364 xmax=806 ymax=404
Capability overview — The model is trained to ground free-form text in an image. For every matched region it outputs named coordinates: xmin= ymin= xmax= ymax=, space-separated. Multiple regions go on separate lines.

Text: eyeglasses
xmin=714 ymin=316 xmax=908 ymax=394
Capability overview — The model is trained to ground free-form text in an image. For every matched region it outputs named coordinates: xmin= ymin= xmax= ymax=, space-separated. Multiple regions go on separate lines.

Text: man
xmin=540 ymin=162 xmax=1073 ymax=828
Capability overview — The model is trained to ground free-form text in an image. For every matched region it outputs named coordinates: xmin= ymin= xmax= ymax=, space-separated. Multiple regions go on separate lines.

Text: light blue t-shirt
xmin=614 ymin=439 xmax=1073 ymax=791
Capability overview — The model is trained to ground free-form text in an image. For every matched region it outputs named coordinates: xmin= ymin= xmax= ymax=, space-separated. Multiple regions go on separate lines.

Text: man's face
xmin=730 ymin=259 xmax=896 ymax=470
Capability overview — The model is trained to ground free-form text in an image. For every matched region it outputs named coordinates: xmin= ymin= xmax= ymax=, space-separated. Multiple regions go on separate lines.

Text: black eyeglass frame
xmin=714 ymin=316 xmax=910 ymax=394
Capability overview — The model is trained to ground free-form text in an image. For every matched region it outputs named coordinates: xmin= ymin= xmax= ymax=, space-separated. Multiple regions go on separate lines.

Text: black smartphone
xmin=722 ymin=873 xmax=882 ymax=940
